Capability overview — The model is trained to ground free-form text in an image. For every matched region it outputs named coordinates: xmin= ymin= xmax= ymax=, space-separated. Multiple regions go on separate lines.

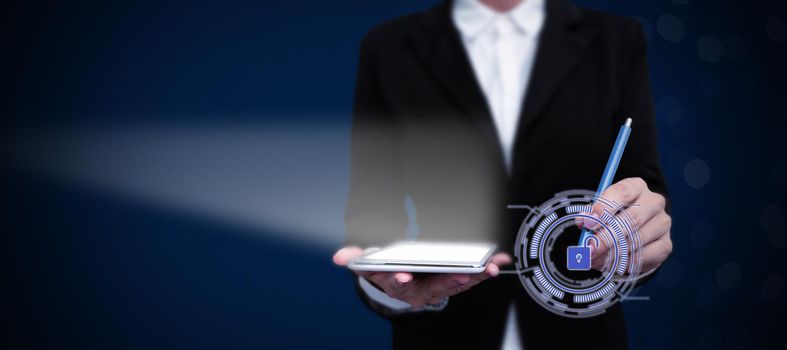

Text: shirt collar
xmin=452 ymin=0 xmax=546 ymax=40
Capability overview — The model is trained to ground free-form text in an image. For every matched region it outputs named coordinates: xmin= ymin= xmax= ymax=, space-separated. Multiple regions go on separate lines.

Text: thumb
xmin=333 ymin=246 xmax=365 ymax=266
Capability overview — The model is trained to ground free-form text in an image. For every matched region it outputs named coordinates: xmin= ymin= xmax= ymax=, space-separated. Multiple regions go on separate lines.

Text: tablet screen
xmin=361 ymin=242 xmax=494 ymax=265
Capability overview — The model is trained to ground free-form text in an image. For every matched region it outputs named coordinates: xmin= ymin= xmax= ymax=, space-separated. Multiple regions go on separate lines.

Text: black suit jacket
xmin=345 ymin=0 xmax=669 ymax=349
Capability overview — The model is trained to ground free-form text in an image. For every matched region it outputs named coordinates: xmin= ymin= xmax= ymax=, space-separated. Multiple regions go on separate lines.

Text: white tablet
xmin=348 ymin=241 xmax=496 ymax=274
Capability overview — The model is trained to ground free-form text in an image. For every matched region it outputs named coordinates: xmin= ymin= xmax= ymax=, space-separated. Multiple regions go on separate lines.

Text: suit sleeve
xmin=613 ymin=22 xmax=671 ymax=285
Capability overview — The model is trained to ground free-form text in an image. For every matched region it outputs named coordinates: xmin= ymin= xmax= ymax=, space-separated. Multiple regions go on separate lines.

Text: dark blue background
xmin=5 ymin=0 xmax=786 ymax=348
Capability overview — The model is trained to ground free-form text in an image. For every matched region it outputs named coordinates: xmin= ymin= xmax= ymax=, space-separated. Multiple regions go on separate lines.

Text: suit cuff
xmin=357 ymin=277 xmax=449 ymax=313
xmin=358 ymin=276 xmax=411 ymax=310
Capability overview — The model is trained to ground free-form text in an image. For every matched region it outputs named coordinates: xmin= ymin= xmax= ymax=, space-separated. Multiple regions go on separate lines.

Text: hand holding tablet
xmin=333 ymin=242 xmax=511 ymax=308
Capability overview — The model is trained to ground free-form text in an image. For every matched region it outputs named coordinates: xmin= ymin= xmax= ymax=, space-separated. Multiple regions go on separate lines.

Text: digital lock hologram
xmin=509 ymin=189 xmax=646 ymax=318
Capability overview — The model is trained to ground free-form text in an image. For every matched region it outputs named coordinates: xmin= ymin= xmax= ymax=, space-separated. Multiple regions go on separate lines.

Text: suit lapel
xmin=408 ymin=0 xmax=597 ymax=169
xmin=515 ymin=0 xmax=597 ymax=142
xmin=408 ymin=2 xmax=503 ymax=159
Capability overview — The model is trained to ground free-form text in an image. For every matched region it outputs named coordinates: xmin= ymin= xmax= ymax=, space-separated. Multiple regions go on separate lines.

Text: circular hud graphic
xmin=513 ymin=190 xmax=644 ymax=318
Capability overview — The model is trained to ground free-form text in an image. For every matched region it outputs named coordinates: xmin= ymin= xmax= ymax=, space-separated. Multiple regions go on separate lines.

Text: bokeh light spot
xmin=684 ymin=158 xmax=711 ymax=189
xmin=715 ymin=262 xmax=742 ymax=290
xmin=761 ymin=273 xmax=785 ymax=301
xmin=658 ymin=14 xmax=685 ymax=43
xmin=760 ymin=203 xmax=784 ymax=233
xmin=768 ymin=227 xmax=786 ymax=249
xmin=697 ymin=35 xmax=724 ymax=63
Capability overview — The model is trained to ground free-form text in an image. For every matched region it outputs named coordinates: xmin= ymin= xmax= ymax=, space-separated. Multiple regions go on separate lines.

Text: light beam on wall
xmin=7 ymin=122 xmax=350 ymax=250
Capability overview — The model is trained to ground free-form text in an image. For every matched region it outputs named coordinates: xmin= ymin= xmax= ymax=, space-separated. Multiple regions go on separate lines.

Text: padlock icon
xmin=567 ymin=235 xmax=599 ymax=271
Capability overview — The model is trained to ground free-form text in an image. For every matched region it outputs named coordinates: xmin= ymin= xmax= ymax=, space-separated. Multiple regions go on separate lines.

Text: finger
xmin=585 ymin=179 xmax=650 ymax=252
xmin=365 ymin=271 xmax=411 ymax=290
xmin=388 ymin=272 xmax=414 ymax=292
xmin=592 ymin=177 xmax=647 ymax=218
xmin=468 ymin=263 xmax=498 ymax=285
xmin=365 ymin=272 xmax=394 ymax=291
xmin=640 ymin=233 xmax=673 ymax=272
xmin=411 ymin=277 xmax=451 ymax=306
xmin=486 ymin=263 xmax=500 ymax=277
xmin=590 ymin=235 xmax=618 ymax=271
xmin=591 ymin=252 xmax=605 ymax=270
xmin=575 ymin=215 xmax=593 ymax=229
xmin=452 ymin=274 xmax=471 ymax=286
xmin=635 ymin=212 xmax=672 ymax=249
xmin=620 ymin=195 xmax=663 ymax=230
xmin=425 ymin=264 xmax=502 ymax=302
xmin=588 ymin=191 xmax=666 ymax=266
xmin=393 ymin=272 xmax=413 ymax=286
xmin=368 ymin=272 xmax=415 ymax=300
xmin=423 ymin=273 xmax=472 ymax=298
xmin=588 ymin=213 xmax=670 ymax=271
xmin=467 ymin=253 xmax=510 ymax=284
xmin=602 ymin=193 xmax=666 ymax=249
xmin=490 ymin=253 xmax=512 ymax=266
xmin=332 ymin=246 xmax=364 ymax=266
xmin=589 ymin=232 xmax=609 ymax=259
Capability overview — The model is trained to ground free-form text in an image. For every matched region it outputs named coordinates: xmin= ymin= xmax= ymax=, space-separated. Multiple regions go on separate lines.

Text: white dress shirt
xmin=357 ymin=0 xmax=545 ymax=349
xmin=455 ymin=0 xmax=544 ymax=169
